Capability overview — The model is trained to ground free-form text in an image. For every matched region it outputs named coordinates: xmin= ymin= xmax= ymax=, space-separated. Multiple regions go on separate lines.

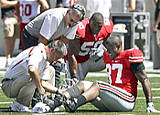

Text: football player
xmin=66 ymin=12 xmax=113 ymax=80
xmin=61 ymin=35 xmax=160 ymax=113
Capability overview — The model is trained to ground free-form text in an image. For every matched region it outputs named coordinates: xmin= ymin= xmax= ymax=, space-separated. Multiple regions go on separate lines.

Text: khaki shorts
xmin=3 ymin=17 xmax=19 ymax=38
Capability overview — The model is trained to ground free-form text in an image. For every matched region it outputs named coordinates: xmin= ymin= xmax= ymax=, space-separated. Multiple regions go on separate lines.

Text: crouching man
xmin=1 ymin=40 xmax=67 ymax=112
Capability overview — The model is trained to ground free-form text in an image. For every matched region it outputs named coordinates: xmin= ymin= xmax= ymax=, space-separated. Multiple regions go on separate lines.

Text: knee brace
xmin=67 ymin=85 xmax=81 ymax=98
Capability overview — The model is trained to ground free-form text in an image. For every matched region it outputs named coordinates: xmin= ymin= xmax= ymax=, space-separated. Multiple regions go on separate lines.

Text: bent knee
xmin=78 ymin=81 xmax=93 ymax=91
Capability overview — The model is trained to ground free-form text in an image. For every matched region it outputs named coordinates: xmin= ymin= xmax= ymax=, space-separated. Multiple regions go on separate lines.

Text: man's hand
xmin=146 ymin=102 xmax=160 ymax=113
xmin=89 ymin=48 xmax=104 ymax=62
xmin=38 ymin=86 xmax=45 ymax=95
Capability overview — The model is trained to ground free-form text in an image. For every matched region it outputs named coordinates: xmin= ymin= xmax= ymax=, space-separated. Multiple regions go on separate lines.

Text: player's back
xmin=18 ymin=0 xmax=41 ymax=23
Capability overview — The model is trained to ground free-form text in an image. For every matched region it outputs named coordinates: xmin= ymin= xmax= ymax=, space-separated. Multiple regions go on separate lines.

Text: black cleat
xmin=62 ymin=96 xmax=78 ymax=112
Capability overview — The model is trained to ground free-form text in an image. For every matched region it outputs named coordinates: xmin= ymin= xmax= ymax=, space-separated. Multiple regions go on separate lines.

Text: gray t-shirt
xmin=25 ymin=8 xmax=78 ymax=40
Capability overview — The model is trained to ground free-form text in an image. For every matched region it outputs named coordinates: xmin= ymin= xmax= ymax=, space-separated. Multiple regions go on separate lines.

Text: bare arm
xmin=153 ymin=0 xmax=160 ymax=31
xmin=0 ymin=0 xmax=18 ymax=8
xmin=28 ymin=65 xmax=45 ymax=95
xmin=68 ymin=39 xmax=80 ymax=76
xmin=127 ymin=0 xmax=136 ymax=11
xmin=38 ymin=34 xmax=48 ymax=45
xmin=154 ymin=0 xmax=158 ymax=5
xmin=41 ymin=80 xmax=58 ymax=93
xmin=135 ymin=69 xmax=152 ymax=103
xmin=38 ymin=0 xmax=49 ymax=12
xmin=153 ymin=11 xmax=160 ymax=31
xmin=15 ymin=1 xmax=21 ymax=23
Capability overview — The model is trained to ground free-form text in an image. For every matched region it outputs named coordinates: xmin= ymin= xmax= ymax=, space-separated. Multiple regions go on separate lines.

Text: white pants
xmin=66 ymin=57 xmax=105 ymax=80
xmin=2 ymin=66 xmax=55 ymax=107
xmin=82 ymin=81 xmax=136 ymax=112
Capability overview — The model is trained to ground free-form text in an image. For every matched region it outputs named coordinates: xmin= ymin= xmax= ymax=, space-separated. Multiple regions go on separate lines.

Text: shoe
xmin=54 ymin=105 xmax=65 ymax=112
xmin=32 ymin=102 xmax=50 ymax=113
xmin=11 ymin=101 xmax=31 ymax=112
xmin=42 ymin=94 xmax=63 ymax=111
xmin=63 ymin=96 xmax=78 ymax=112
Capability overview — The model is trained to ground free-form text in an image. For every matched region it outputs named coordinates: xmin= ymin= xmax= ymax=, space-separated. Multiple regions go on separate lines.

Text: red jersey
xmin=103 ymin=48 xmax=144 ymax=97
xmin=75 ymin=18 xmax=113 ymax=63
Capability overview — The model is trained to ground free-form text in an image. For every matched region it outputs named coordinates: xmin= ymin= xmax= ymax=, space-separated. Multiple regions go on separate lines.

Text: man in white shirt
xmin=1 ymin=40 xmax=67 ymax=112
xmin=21 ymin=4 xmax=86 ymax=49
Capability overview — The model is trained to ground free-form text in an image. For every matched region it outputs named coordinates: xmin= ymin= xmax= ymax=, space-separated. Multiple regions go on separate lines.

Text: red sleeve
xmin=129 ymin=49 xmax=144 ymax=63
xmin=103 ymin=51 xmax=109 ymax=64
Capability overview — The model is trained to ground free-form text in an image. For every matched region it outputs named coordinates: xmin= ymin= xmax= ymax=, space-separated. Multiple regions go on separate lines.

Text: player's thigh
xmin=91 ymin=81 xmax=136 ymax=112
xmin=1 ymin=75 xmax=31 ymax=98
xmin=11 ymin=75 xmax=32 ymax=98
xmin=77 ymin=62 xmax=89 ymax=80
xmin=88 ymin=57 xmax=105 ymax=72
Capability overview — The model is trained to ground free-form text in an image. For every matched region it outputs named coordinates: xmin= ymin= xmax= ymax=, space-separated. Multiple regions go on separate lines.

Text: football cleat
xmin=32 ymin=102 xmax=50 ymax=113
xmin=62 ymin=96 xmax=78 ymax=112
xmin=11 ymin=101 xmax=31 ymax=112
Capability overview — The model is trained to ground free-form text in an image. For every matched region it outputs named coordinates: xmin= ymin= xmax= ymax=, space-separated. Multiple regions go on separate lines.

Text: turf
xmin=0 ymin=75 xmax=160 ymax=115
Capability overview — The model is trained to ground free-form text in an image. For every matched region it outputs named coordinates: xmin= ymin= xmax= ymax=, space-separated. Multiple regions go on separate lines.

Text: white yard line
xmin=32 ymin=112 xmax=67 ymax=115
xmin=0 ymin=102 xmax=12 ymax=104
xmin=138 ymin=87 xmax=160 ymax=90
xmin=1 ymin=96 xmax=160 ymax=105
xmin=137 ymin=97 xmax=160 ymax=99
xmin=1 ymin=71 xmax=160 ymax=77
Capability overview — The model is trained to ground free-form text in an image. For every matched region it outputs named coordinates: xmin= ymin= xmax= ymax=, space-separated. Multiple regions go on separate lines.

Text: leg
xmin=91 ymin=81 xmax=136 ymax=112
xmin=62 ymin=81 xmax=97 ymax=112
xmin=3 ymin=18 xmax=17 ymax=67
xmin=1 ymin=75 xmax=36 ymax=107
xmin=5 ymin=37 xmax=15 ymax=59
xmin=87 ymin=57 xmax=106 ymax=72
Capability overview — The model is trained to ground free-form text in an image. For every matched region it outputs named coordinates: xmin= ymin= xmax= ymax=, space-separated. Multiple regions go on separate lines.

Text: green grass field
xmin=0 ymin=74 xmax=160 ymax=115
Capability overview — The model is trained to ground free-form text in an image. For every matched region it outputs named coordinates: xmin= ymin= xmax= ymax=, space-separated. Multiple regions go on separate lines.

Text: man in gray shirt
xmin=22 ymin=4 xmax=85 ymax=49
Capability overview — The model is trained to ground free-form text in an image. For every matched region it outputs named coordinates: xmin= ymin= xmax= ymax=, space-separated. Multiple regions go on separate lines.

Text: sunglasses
xmin=69 ymin=13 xmax=78 ymax=25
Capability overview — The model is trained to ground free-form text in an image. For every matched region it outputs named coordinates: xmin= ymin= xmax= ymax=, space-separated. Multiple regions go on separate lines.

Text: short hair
xmin=90 ymin=12 xmax=104 ymax=23
xmin=106 ymin=36 xmax=122 ymax=46
xmin=70 ymin=4 xmax=86 ymax=20
xmin=48 ymin=40 xmax=67 ymax=56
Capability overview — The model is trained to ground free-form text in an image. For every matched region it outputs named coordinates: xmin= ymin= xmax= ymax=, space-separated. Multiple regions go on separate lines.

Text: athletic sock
xmin=75 ymin=94 xmax=87 ymax=108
